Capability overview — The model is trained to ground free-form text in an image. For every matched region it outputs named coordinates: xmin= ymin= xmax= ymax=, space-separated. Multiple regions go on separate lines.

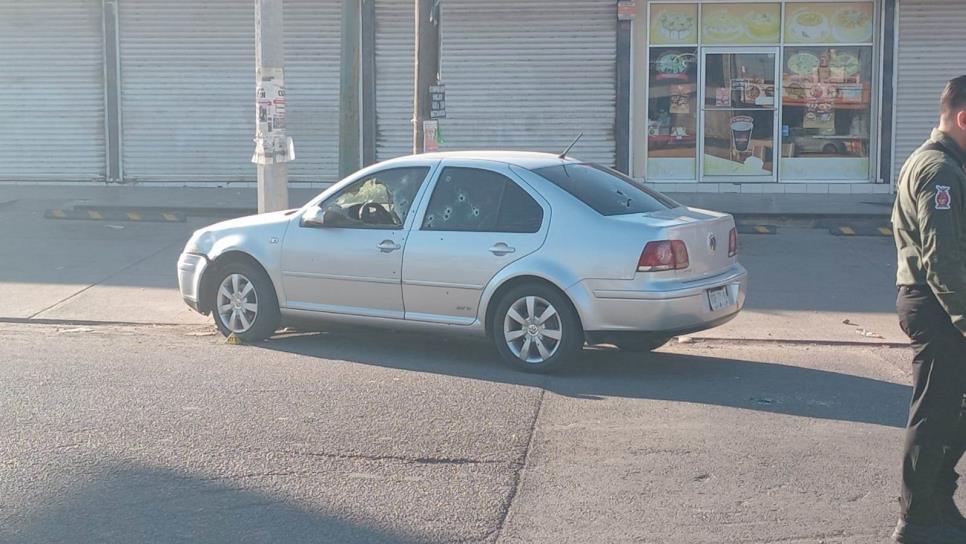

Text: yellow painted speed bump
xmin=838 ymin=226 xmax=856 ymax=236
xmin=45 ymin=208 xmax=185 ymax=222
xmin=737 ymin=224 xmax=776 ymax=235
xmin=878 ymin=227 xmax=892 ymax=236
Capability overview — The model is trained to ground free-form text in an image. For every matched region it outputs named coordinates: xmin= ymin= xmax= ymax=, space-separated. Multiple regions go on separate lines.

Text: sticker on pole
xmin=252 ymin=67 xmax=295 ymax=165
xmin=423 ymin=120 xmax=440 ymax=153
xmin=430 ymin=84 xmax=446 ymax=119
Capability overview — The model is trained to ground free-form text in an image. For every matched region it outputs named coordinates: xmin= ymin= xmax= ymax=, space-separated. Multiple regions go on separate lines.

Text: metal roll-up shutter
xmin=0 ymin=0 xmax=105 ymax=181
xmin=375 ymin=0 xmax=415 ymax=162
xmin=440 ymin=0 xmax=616 ymax=165
xmin=284 ymin=0 xmax=342 ymax=182
xmin=894 ymin=0 xmax=966 ymax=177
xmin=119 ymin=0 xmax=254 ymax=182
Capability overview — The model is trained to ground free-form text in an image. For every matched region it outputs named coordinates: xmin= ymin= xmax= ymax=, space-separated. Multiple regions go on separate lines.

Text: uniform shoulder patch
xmin=936 ymin=185 xmax=952 ymax=210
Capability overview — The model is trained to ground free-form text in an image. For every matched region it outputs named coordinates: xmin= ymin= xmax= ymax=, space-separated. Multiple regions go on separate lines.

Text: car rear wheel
xmin=211 ymin=261 xmax=279 ymax=342
xmin=492 ymin=283 xmax=583 ymax=373
xmin=615 ymin=335 xmax=672 ymax=353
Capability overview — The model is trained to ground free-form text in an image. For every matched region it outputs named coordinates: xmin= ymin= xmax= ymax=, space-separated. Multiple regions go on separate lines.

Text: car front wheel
xmin=492 ymin=283 xmax=583 ymax=373
xmin=211 ymin=261 xmax=280 ymax=342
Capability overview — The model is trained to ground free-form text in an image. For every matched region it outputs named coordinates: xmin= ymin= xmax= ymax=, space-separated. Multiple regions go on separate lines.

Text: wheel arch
xmin=482 ymin=274 xmax=584 ymax=340
xmin=199 ymin=250 xmax=276 ymax=315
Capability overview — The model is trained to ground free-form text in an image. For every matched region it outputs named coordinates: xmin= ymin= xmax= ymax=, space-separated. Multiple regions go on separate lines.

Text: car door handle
xmin=377 ymin=240 xmax=401 ymax=253
xmin=489 ymin=243 xmax=516 ymax=256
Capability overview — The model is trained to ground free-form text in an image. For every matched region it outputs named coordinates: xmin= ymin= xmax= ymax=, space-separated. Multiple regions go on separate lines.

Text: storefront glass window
xmin=702 ymin=3 xmax=781 ymax=45
xmin=644 ymin=0 xmax=877 ymax=183
xmin=704 ymin=52 xmax=777 ymax=177
xmin=647 ymin=47 xmax=699 ymax=180
xmin=784 ymin=2 xmax=875 ymax=44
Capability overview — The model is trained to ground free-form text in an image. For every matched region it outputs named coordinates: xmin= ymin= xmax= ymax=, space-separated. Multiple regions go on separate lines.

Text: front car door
xmin=280 ymin=165 xmax=434 ymax=318
xmin=402 ymin=161 xmax=550 ymax=325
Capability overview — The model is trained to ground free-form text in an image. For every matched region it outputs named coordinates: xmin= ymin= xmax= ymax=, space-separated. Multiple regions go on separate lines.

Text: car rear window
xmin=532 ymin=163 xmax=678 ymax=216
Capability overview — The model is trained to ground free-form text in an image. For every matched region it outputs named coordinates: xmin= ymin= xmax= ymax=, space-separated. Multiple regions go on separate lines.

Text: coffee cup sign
xmin=730 ymin=115 xmax=755 ymax=152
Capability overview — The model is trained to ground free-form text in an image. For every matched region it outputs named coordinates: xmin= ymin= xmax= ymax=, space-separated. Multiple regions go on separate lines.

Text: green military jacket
xmin=893 ymin=128 xmax=966 ymax=334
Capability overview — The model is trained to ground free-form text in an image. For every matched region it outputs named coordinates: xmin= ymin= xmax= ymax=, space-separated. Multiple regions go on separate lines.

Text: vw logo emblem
xmin=708 ymin=233 xmax=717 ymax=252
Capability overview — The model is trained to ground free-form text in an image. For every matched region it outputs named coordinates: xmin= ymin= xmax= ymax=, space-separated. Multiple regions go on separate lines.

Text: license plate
xmin=707 ymin=286 xmax=734 ymax=312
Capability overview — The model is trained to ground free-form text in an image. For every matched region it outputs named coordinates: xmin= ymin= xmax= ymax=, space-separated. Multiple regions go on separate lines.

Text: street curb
xmin=680 ymin=336 xmax=909 ymax=349
xmin=0 ymin=317 xmax=196 ymax=327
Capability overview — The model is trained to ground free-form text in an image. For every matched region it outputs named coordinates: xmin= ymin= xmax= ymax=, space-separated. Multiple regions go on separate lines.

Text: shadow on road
xmin=6 ymin=465 xmax=416 ymax=544
xmin=256 ymin=330 xmax=910 ymax=429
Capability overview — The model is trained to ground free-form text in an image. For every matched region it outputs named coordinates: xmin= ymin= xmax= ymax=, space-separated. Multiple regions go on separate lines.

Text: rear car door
xmin=280 ymin=166 xmax=433 ymax=318
xmin=401 ymin=161 xmax=550 ymax=325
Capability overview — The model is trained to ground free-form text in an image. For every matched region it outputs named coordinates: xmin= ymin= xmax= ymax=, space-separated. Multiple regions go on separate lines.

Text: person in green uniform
xmin=892 ymin=75 xmax=966 ymax=544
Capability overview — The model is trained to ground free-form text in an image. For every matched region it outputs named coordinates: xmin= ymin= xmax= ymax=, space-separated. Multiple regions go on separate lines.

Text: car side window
xmin=496 ymin=179 xmax=543 ymax=233
xmin=319 ymin=167 xmax=430 ymax=228
xmin=421 ymin=167 xmax=543 ymax=233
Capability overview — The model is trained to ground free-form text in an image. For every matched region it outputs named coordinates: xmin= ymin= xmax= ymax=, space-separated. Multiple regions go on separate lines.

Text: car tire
xmin=210 ymin=260 xmax=280 ymax=342
xmin=492 ymin=283 xmax=583 ymax=373
xmin=615 ymin=335 xmax=672 ymax=353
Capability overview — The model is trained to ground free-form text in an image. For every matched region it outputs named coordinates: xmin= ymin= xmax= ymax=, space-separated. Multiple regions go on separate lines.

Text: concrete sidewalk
xmin=0 ymin=183 xmax=893 ymax=219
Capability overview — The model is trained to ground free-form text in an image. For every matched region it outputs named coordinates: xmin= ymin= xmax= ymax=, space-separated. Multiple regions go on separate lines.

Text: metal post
xmin=102 ymin=0 xmax=123 ymax=182
xmin=339 ymin=0 xmax=361 ymax=177
xmin=413 ymin=0 xmax=440 ymax=154
xmin=253 ymin=0 xmax=291 ymax=213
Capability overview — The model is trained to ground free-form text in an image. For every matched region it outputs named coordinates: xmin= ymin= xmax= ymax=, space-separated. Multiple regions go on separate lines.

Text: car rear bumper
xmin=567 ymin=265 xmax=748 ymax=335
xmin=177 ymin=252 xmax=208 ymax=314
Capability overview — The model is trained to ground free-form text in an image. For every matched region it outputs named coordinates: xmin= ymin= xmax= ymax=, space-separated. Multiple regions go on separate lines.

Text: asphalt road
xmin=0 ymin=321 xmax=928 ymax=543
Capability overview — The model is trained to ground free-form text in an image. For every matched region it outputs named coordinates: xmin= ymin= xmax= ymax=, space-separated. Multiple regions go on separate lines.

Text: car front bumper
xmin=177 ymin=252 xmax=209 ymax=314
xmin=567 ymin=266 xmax=748 ymax=335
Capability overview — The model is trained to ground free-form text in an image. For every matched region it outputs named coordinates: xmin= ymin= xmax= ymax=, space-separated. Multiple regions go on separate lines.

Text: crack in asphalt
xmin=493 ymin=387 xmax=546 ymax=543
xmin=257 ymin=448 xmax=513 ymax=467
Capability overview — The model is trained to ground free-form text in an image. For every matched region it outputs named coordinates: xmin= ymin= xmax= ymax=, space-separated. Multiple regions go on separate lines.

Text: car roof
xmin=381 ymin=150 xmax=582 ymax=170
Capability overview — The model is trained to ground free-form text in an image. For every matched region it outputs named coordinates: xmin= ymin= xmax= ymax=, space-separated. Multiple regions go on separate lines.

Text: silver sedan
xmin=178 ymin=152 xmax=747 ymax=372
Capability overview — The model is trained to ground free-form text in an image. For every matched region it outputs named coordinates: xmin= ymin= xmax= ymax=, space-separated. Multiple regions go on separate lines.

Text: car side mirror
xmin=301 ymin=206 xmax=328 ymax=228
xmin=302 ymin=205 xmax=348 ymax=228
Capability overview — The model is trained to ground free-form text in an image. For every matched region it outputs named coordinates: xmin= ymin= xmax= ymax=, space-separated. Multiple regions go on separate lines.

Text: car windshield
xmin=532 ymin=163 xmax=678 ymax=216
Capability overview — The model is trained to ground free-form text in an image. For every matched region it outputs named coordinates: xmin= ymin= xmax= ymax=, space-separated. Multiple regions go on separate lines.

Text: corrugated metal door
xmin=374 ymin=0 xmax=415 ymax=162
xmin=119 ymin=0 xmax=340 ymax=183
xmin=0 ymin=0 xmax=105 ymax=181
xmin=894 ymin=0 xmax=966 ymax=177
xmin=440 ymin=0 xmax=617 ymax=165
xmin=119 ymin=0 xmax=254 ymax=182
xmin=284 ymin=0 xmax=341 ymax=182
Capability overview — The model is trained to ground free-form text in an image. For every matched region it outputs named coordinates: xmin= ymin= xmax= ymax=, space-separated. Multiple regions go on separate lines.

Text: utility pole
xmin=339 ymin=0 xmax=361 ymax=177
xmin=253 ymin=0 xmax=292 ymax=213
xmin=413 ymin=0 xmax=440 ymax=154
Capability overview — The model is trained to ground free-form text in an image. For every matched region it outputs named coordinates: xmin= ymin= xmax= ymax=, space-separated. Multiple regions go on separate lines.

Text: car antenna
xmin=558 ymin=132 xmax=583 ymax=159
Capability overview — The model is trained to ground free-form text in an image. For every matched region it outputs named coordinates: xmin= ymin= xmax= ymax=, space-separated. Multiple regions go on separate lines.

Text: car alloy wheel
xmin=503 ymin=295 xmax=563 ymax=364
xmin=216 ymin=273 xmax=259 ymax=334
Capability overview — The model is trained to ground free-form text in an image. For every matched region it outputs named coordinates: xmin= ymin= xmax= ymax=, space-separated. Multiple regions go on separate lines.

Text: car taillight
xmin=638 ymin=240 xmax=689 ymax=272
xmin=728 ymin=227 xmax=738 ymax=257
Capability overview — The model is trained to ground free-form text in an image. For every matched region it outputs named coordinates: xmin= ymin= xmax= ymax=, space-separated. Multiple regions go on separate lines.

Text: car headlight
xmin=184 ymin=230 xmax=215 ymax=256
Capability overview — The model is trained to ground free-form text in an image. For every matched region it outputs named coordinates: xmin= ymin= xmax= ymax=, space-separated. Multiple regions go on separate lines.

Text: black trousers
xmin=897 ymin=285 xmax=966 ymax=523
